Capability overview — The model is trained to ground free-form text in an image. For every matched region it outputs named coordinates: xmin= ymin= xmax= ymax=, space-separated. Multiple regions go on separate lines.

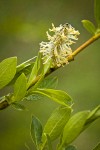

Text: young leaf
xmin=82 ymin=20 xmax=96 ymax=35
xmin=33 ymin=88 xmax=73 ymax=106
xmin=42 ymin=105 xmax=71 ymax=149
xmin=42 ymin=59 xmax=51 ymax=75
xmin=0 ymin=57 xmax=17 ymax=89
xmin=8 ymin=62 xmax=34 ymax=86
xmin=93 ymin=142 xmax=100 ymax=150
xmin=83 ymin=105 xmax=100 ymax=130
xmin=94 ymin=0 xmax=100 ymax=27
xmin=16 ymin=56 xmax=36 ymax=72
xmin=64 ymin=145 xmax=78 ymax=150
xmin=39 ymin=77 xmax=58 ymax=89
xmin=61 ymin=111 xmax=89 ymax=146
xmin=28 ymin=59 xmax=52 ymax=92
xmin=31 ymin=116 xmax=43 ymax=149
xmin=13 ymin=73 xmax=27 ymax=102
xmin=27 ymin=53 xmax=41 ymax=88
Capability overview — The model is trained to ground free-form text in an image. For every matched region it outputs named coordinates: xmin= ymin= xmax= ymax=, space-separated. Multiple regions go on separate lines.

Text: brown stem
xmin=0 ymin=33 xmax=100 ymax=110
xmin=68 ymin=33 xmax=100 ymax=61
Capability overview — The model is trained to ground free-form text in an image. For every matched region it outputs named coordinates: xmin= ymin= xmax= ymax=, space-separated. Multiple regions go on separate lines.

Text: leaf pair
xmin=31 ymin=105 xmax=72 ymax=150
xmin=58 ymin=105 xmax=100 ymax=149
xmin=31 ymin=105 xmax=100 ymax=150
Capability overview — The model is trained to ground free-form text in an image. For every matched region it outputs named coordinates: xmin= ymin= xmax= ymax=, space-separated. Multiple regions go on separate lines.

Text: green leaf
xmin=26 ymin=93 xmax=45 ymax=101
xmin=8 ymin=62 xmax=34 ymax=86
xmin=16 ymin=57 xmax=36 ymax=72
xmin=45 ymin=134 xmax=53 ymax=150
xmin=11 ymin=102 xmax=27 ymax=111
xmin=13 ymin=73 xmax=27 ymax=102
xmin=0 ymin=57 xmax=17 ymax=89
xmin=93 ymin=142 xmax=100 ymax=150
xmin=39 ymin=77 xmax=58 ymax=89
xmin=94 ymin=0 xmax=100 ymax=27
xmin=83 ymin=105 xmax=100 ymax=130
xmin=64 ymin=145 xmax=77 ymax=150
xmin=31 ymin=116 xmax=43 ymax=149
xmin=42 ymin=106 xmax=71 ymax=149
xmin=42 ymin=59 xmax=51 ymax=75
xmin=33 ymin=88 xmax=73 ymax=106
xmin=61 ymin=111 xmax=89 ymax=146
xmin=28 ymin=58 xmax=52 ymax=92
xmin=27 ymin=54 xmax=41 ymax=88
xmin=82 ymin=20 xmax=96 ymax=35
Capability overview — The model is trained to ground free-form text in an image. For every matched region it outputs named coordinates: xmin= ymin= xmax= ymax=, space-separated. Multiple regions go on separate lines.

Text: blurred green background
xmin=0 ymin=0 xmax=100 ymax=150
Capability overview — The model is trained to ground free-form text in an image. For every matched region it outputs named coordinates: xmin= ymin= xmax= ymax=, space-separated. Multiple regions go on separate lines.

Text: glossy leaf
xmin=64 ymin=145 xmax=77 ymax=150
xmin=94 ymin=0 xmax=100 ymax=27
xmin=31 ymin=116 xmax=43 ymax=149
xmin=42 ymin=106 xmax=71 ymax=149
xmin=61 ymin=111 xmax=89 ymax=145
xmin=27 ymin=54 xmax=41 ymax=88
xmin=13 ymin=73 xmax=27 ymax=101
xmin=93 ymin=142 xmax=100 ymax=150
xmin=0 ymin=57 xmax=17 ymax=89
xmin=34 ymin=88 xmax=72 ymax=106
xmin=82 ymin=20 xmax=96 ymax=34
xmin=39 ymin=76 xmax=58 ymax=89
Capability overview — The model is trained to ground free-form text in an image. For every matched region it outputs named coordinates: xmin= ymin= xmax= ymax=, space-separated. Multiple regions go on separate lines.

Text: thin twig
xmin=0 ymin=33 xmax=100 ymax=110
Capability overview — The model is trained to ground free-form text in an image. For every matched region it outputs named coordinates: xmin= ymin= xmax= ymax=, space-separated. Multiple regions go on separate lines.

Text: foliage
xmin=0 ymin=0 xmax=100 ymax=150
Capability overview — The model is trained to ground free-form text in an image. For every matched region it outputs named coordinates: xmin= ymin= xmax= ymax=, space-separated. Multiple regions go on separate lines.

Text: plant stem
xmin=0 ymin=33 xmax=100 ymax=110
xmin=68 ymin=33 xmax=100 ymax=61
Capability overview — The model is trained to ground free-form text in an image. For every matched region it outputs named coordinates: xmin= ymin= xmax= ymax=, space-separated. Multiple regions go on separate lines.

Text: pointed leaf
xmin=61 ymin=111 xmax=89 ymax=145
xmin=13 ymin=73 xmax=27 ymax=101
xmin=93 ymin=142 xmax=100 ymax=150
xmin=31 ymin=116 xmax=43 ymax=149
xmin=39 ymin=77 xmax=58 ymax=89
xmin=82 ymin=20 xmax=96 ymax=34
xmin=83 ymin=105 xmax=100 ymax=130
xmin=42 ymin=106 xmax=71 ymax=149
xmin=34 ymin=88 xmax=72 ymax=106
xmin=27 ymin=54 xmax=41 ymax=88
xmin=0 ymin=57 xmax=17 ymax=89
xmin=94 ymin=0 xmax=100 ymax=27
xmin=42 ymin=59 xmax=51 ymax=75
xmin=8 ymin=62 xmax=34 ymax=86
xmin=17 ymin=57 xmax=36 ymax=72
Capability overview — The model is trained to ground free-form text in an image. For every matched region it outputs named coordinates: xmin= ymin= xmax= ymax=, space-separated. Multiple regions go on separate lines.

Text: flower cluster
xmin=40 ymin=23 xmax=80 ymax=68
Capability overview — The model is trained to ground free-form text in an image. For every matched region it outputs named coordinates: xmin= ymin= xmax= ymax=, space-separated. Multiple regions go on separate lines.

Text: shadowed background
xmin=0 ymin=0 xmax=100 ymax=150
